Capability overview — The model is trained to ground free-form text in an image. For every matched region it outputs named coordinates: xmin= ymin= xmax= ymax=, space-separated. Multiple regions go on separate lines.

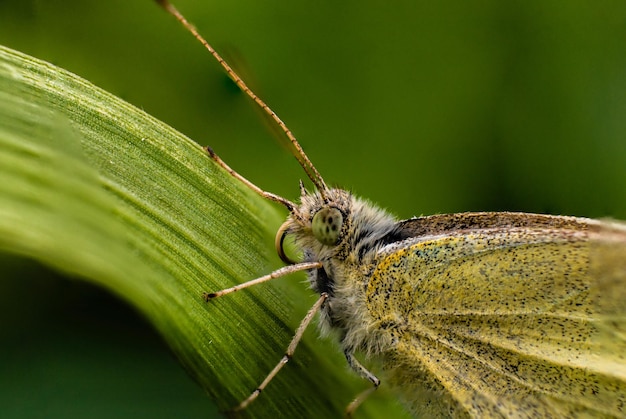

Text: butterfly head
xmin=276 ymin=184 xmax=397 ymax=266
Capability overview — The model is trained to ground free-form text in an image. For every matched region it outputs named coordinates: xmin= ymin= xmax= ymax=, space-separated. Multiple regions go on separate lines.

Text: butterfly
xmin=157 ymin=1 xmax=626 ymax=416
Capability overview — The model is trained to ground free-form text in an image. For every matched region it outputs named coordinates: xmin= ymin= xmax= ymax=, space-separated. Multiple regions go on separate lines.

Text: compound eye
xmin=311 ymin=207 xmax=343 ymax=246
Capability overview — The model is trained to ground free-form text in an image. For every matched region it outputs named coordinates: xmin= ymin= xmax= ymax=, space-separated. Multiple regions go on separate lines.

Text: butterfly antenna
xmin=155 ymin=0 xmax=329 ymax=196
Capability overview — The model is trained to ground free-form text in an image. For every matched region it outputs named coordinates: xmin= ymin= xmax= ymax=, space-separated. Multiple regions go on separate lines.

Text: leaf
xmin=0 ymin=45 xmax=410 ymax=418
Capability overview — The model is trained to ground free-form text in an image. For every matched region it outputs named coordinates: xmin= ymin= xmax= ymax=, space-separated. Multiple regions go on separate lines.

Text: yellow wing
xmin=367 ymin=218 xmax=626 ymax=418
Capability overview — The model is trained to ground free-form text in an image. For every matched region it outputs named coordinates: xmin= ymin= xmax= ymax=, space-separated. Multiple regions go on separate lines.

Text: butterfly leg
xmin=344 ymin=351 xmax=380 ymax=417
xmin=230 ymin=292 xmax=329 ymax=412
xmin=203 ymin=261 xmax=322 ymax=300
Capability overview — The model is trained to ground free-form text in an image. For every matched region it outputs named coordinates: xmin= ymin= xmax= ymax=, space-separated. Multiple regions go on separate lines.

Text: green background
xmin=1 ymin=0 xmax=625 ymax=417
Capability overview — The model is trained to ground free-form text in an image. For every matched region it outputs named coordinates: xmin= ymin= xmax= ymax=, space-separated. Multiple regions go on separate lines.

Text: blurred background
xmin=1 ymin=0 xmax=625 ymax=417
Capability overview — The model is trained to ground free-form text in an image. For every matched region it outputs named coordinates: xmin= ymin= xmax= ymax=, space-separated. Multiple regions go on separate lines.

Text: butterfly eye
xmin=312 ymin=207 xmax=344 ymax=246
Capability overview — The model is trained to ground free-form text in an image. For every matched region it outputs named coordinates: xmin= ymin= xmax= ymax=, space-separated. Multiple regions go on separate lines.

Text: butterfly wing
xmin=367 ymin=213 xmax=626 ymax=418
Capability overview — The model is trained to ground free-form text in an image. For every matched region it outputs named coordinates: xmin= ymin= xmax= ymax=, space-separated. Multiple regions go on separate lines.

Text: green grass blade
xmin=0 ymin=45 xmax=408 ymax=418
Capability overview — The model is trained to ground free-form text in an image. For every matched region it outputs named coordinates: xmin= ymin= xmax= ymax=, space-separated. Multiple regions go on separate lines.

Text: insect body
xmin=156 ymin=1 xmax=626 ymax=417
xmin=276 ymin=185 xmax=626 ymax=417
